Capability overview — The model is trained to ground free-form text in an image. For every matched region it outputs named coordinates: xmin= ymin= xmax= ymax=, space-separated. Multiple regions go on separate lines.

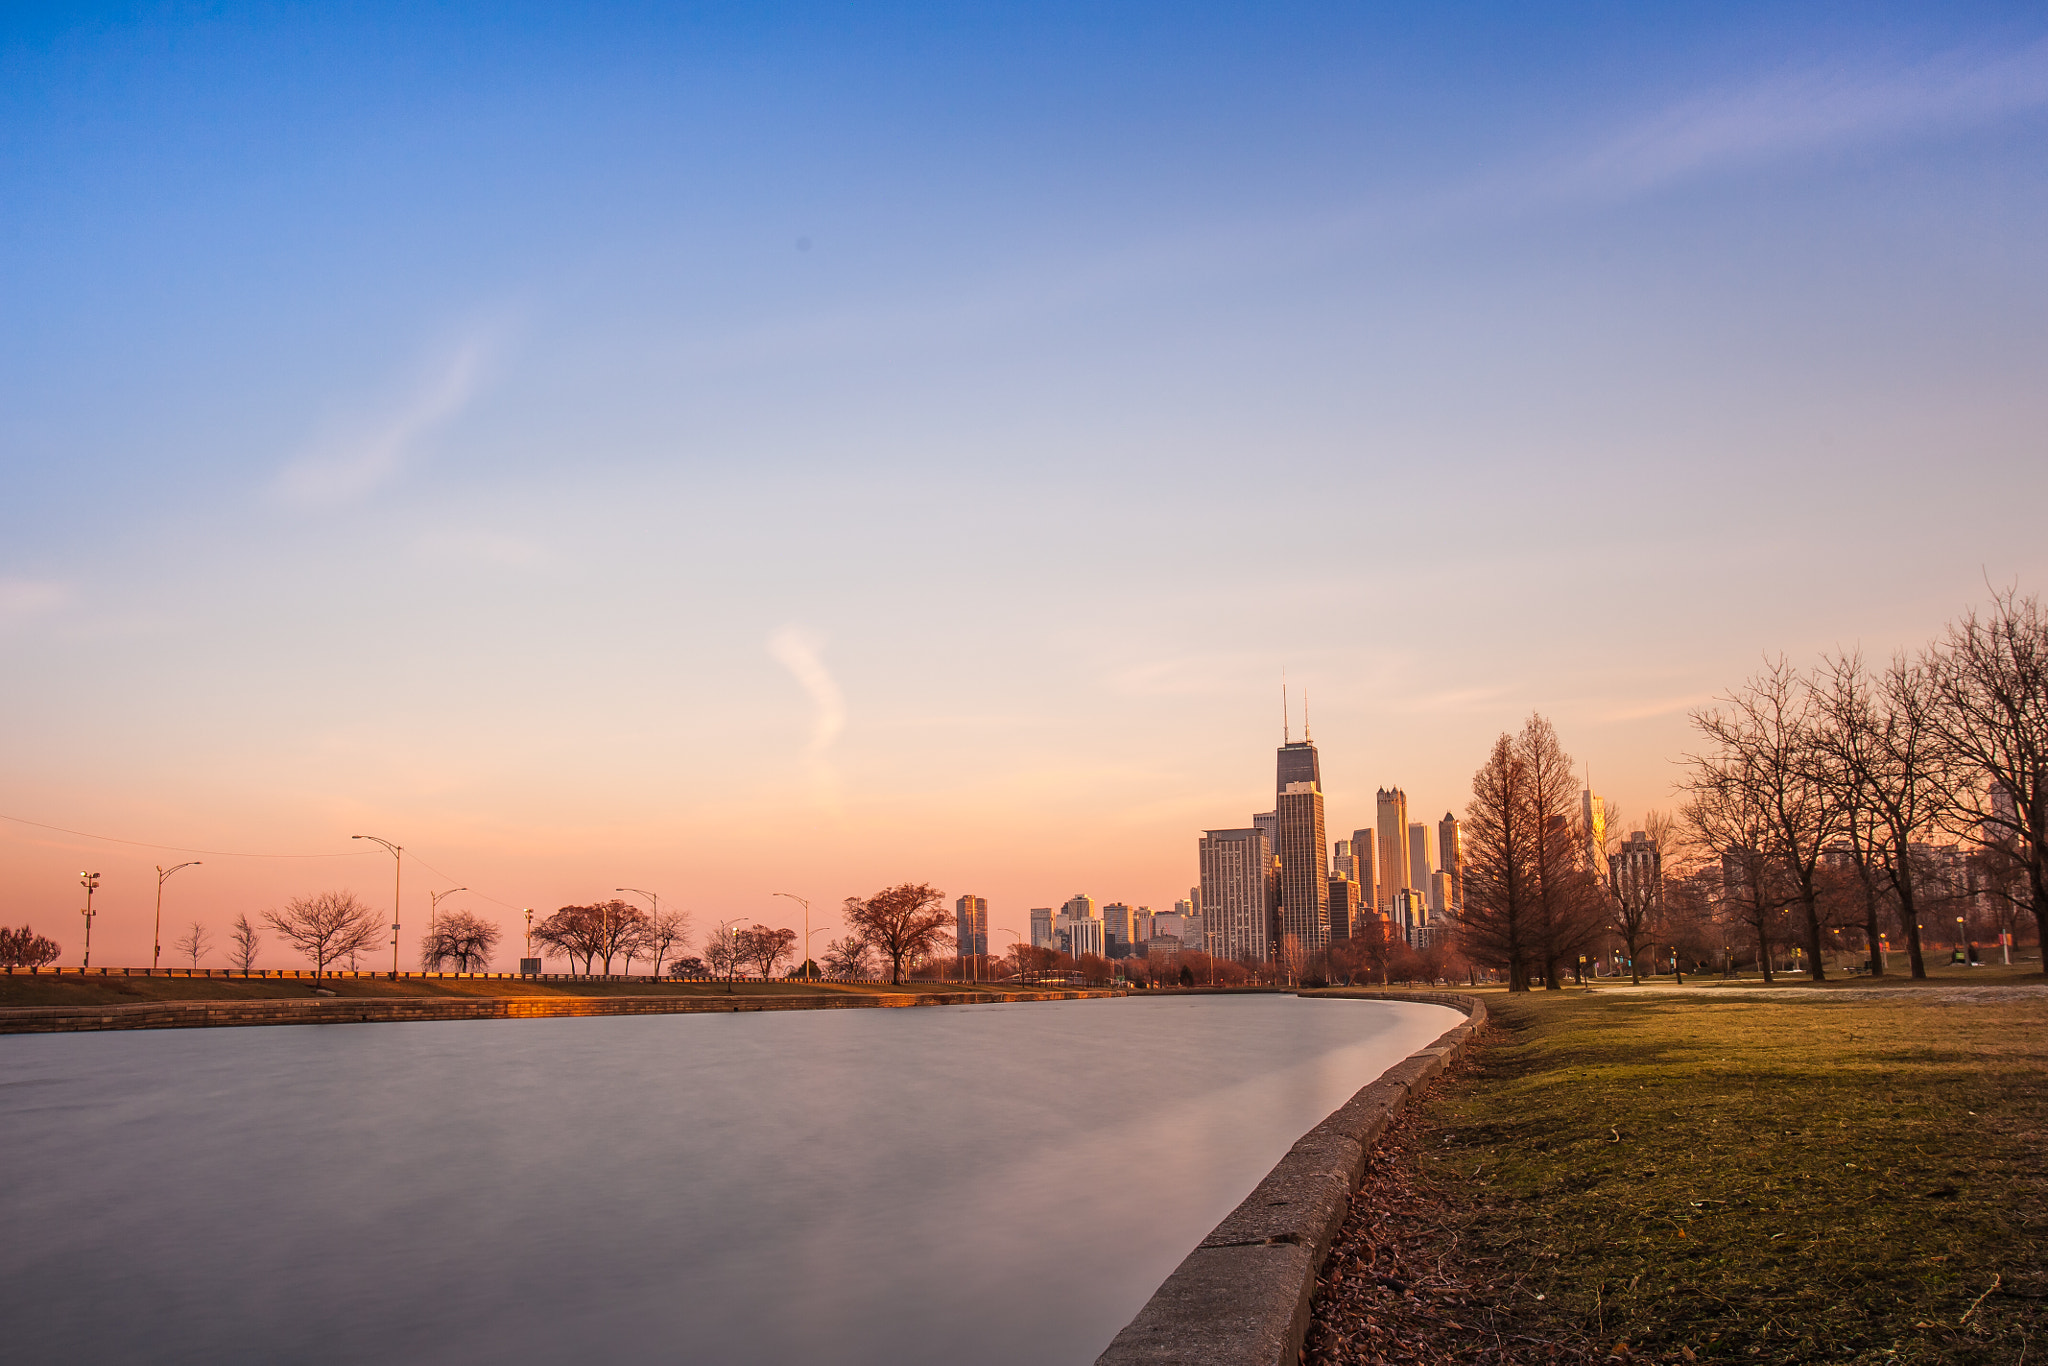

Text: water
xmin=0 ymin=993 xmax=1457 ymax=1365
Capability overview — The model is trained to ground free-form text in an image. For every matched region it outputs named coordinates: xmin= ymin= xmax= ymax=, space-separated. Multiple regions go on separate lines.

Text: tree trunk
xmin=1796 ymin=882 xmax=1827 ymax=981
xmin=1755 ymin=917 xmax=1774 ymax=984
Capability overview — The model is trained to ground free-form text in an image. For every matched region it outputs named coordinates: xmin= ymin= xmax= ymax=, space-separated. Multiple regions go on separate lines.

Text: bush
xmin=0 ymin=924 xmax=61 ymax=967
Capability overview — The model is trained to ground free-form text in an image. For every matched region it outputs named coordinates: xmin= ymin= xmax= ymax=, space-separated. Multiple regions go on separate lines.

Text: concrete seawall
xmin=0 ymin=988 xmax=1120 ymax=1035
xmin=1095 ymin=990 xmax=1487 ymax=1366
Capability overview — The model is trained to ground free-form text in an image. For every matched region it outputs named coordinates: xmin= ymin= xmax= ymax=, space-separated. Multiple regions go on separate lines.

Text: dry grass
xmin=1310 ymin=986 xmax=2048 ymax=1364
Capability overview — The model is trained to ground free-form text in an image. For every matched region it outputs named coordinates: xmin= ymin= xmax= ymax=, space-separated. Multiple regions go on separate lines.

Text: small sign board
xmin=519 ymin=958 xmax=542 ymax=976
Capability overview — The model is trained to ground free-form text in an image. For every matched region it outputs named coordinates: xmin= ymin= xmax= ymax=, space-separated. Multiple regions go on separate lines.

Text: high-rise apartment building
xmin=1408 ymin=823 xmax=1436 ymax=910
xmin=1376 ymin=788 xmax=1410 ymax=913
xmin=1102 ymin=902 xmax=1135 ymax=949
xmin=1198 ymin=827 xmax=1276 ymax=962
xmin=1029 ymin=906 xmax=1056 ymax=951
xmin=1253 ymin=809 xmax=1280 ymax=855
xmin=1438 ymin=813 xmax=1463 ymax=913
xmin=1610 ymin=831 xmax=1661 ymax=908
xmin=1055 ymin=895 xmax=1103 ymax=958
xmin=954 ymin=895 xmax=988 ymax=960
xmin=1327 ymin=875 xmax=1366 ymax=943
xmin=1351 ymin=829 xmax=1374 ymax=899
xmin=1274 ymin=738 xmax=1330 ymax=953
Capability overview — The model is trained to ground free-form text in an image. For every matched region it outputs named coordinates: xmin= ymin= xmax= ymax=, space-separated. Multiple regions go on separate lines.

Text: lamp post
xmin=426 ymin=887 xmax=466 ymax=971
xmin=999 ymin=927 xmax=1021 ymax=984
xmin=523 ymin=908 xmax=534 ymax=971
xmin=352 ymin=835 xmax=403 ymax=977
xmin=79 ymin=871 xmax=101 ymax=969
xmin=618 ymin=888 xmax=660 ymax=978
xmin=153 ymin=861 xmax=201 ymax=971
xmin=715 ymin=917 xmax=743 ymax=992
xmin=772 ymin=893 xmax=812 ymax=981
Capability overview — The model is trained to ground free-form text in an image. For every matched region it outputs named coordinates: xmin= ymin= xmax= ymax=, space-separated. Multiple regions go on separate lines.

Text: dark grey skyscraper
xmin=1275 ymin=738 xmax=1330 ymax=954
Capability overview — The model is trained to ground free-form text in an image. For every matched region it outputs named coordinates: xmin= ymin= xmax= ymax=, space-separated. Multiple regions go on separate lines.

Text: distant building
xmin=1253 ymin=809 xmax=1280 ymax=855
xmin=1199 ymin=826 xmax=1276 ymax=963
xmin=1328 ymin=875 xmax=1366 ymax=943
xmin=1376 ymin=789 xmax=1410 ymax=913
xmin=1438 ymin=813 xmax=1463 ymax=913
xmin=1610 ymin=831 xmax=1661 ymax=910
xmin=1350 ymin=829 xmax=1374 ymax=900
xmin=1583 ymin=787 xmax=1608 ymax=881
xmin=1102 ymin=902 xmax=1135 ymax=949
xmin=1149 ymin=910 xmax=1186 ymax=942
xmin=1055 ymin=895 xmax=1102 ymax=958
xmin=1392 ymin=887 xmax=1432 ymax=949
xmin=1408 ymin=823 xmax=1436 ymax=910
xmin=1029 ymin=906 xmax=1056 ymax=951
xmin=954 ymin=894 xmax=988 ymax=960
xmin=1429 ymin=871 xmax=1456 ymax=923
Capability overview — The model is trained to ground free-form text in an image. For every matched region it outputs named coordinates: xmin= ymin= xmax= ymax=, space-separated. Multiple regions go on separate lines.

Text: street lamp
xmin=523 ymin=908 xmax=535 ymax=972
xmin=715 ymin=917 xmax=743 ymax=992
xmin=352 ymin=835 xmax=403 ymax=977
xmin=153 ymin=861 xmax=201 ymax=971
xmin=999 ymin=927 xmax=1021 ymax=983
xmin=618 ymin=888 xmax=661 ymax=978
xmin=773 ymin=893 xmax=813 ymax=981
xmin=79 ymin=871 xmax=101 ymax=969
xmin=427 ymin=887 xmax=467 ymax=971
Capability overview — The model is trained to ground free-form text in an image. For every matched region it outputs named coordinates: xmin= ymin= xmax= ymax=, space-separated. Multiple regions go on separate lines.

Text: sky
xmin=4 ymin=2 xmax=2047 ymax=967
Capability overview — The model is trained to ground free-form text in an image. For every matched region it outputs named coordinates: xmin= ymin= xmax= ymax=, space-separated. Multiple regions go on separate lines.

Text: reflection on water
xmin=0 ymin=994 xmax=1456 ymax=1365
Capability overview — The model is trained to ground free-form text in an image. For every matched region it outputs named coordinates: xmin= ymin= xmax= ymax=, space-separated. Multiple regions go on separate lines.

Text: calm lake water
xmin=0 ymin=993 xmax=1456 ymax=1365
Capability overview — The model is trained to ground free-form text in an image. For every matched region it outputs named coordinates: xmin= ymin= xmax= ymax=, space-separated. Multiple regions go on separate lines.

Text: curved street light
xmin=773 ymin=893 xmax=812 ymax=981
xmin=352 ymin=835 xmax=403 ymax=977
xmin=617 ymin=888 xmax=661 ymax=978
xmin=153 ymin=861 xmax=202 ymax=970
xmin=425 ymin=887 xmax=467 ymax=972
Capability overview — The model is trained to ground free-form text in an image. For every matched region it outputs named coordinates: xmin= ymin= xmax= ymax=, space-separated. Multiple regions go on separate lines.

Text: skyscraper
xmin=1438 ymin=813 xmax=1463 ymax=913
xmin=1029 ymin=906 xmax=1056 ymax=951
xmin=1253 ymin=809 xmax=1280 ymax=854
xmin=1351 ymin=829 xmax=1374 ymax=900
xmin=1583 ymin=786 xmax=1608 ymax=881
xmin=1275 ymin=738 xmax=1330 ymax=953
xmin=1376 ymin=788 xmax=1410 ymax=913
xmin=1055 ymin=896 xmax=1103 ymax=958
xmin=1199 ymin=827 xmax=1276 ymax=962
xmin=1408 ymin=822 xmax=1436 ymax=910
xmin=1327 ymin=875 xmax=1365 ymax=943
xmin=954 ymin=894 xmax=988 ymax=961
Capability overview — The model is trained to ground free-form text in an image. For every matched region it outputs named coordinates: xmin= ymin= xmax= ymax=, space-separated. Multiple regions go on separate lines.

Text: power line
xmin=0 ymin=812 xmax=366 ymax=859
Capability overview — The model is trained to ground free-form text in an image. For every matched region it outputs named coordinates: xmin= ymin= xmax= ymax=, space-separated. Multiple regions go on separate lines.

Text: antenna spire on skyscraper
xmin=1281 ymin=669 xmax=1290 ymax=743
xmin=1303 ymin=688 xmax=1312 ymax=742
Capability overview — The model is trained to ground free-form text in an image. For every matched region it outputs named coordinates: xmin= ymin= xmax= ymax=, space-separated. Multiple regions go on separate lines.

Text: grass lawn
xmin=0 ymin=971 xmax=1041 ymax=1009
xmin=1311 ymin=983 xmax=2048 ymax=1364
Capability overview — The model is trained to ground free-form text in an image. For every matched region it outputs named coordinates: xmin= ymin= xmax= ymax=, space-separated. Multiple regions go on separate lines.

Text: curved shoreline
xmin=1096 ymin=990 xmax=1487 ymax=1366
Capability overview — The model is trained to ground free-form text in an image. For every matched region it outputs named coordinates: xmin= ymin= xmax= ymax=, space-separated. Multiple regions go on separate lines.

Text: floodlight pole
xmin=79 ymin=871 xmax=101 ymax=969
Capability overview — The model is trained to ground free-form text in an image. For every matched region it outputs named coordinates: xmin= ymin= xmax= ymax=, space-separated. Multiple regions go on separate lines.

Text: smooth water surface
xmin=0 ymin=994 xmax=1456 ymax=1364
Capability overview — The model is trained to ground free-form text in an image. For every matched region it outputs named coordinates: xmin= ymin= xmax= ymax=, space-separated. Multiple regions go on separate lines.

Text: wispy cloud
xmin=275 ymin=329 xmax=502 ymax=508
xmin=0 ymin=577 xmax=68 ymax=625
xmin=416 ymin=529 xmax=542 ymax=568
xmin=769 ymin=626 xmax=846 ymax=803
xmin=1552 ymin=39 xmax=2048 ymax=200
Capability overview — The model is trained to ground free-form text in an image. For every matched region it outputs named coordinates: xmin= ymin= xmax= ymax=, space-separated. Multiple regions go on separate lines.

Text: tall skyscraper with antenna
xmin=1274 ymin=690 xmax=1330 ymax=955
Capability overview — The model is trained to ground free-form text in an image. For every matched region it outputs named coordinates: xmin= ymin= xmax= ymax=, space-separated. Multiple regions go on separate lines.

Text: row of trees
xmin=1454 ymin=589 xmax=2046 ymax=989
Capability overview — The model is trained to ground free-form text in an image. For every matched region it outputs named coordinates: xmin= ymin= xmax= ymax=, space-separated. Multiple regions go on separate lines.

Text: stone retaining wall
xmin=1096 ymin=990 xmax=1487 ymax=1366
xmin=0 ymin=988 xmax=1119 ymax=1035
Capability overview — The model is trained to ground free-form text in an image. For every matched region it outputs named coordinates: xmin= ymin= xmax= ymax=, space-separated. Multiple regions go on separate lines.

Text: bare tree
xmin=843 ymin=884 xmax=953 ymax=986
xmin=704 ymin=924 xmax=745 ymax=983
xmin=173 ymin=921 xmax=213 ymax=968
xmin=824 ymin=934 xmax=872 ymax=979
xmin=1685 ymin=658 xmax=1844 ymax=979
xmin=263 ymin=891 xmax=384 ymax=978
xmin=228 ymin=913 xmax=261 ymax=971
xmin=1814 ymin=652 xmax=1949 ymax=978
xmin=642 ymin=910 xmax=691 ymax=977
xmin=1459 ymin=733 xmax=1537 ymax=990
xmin=533 ymin=905 xmax=608 ymax=974
xmin=1607 ymin=808 xmax=1679 ymax=984
xmin=1928 ymin=587 xmax=2048 ymax=960
xmin=422 ymin=910 xmax=502 ymax=972
xmin=738 ymin=924 xmax=798 ymax=979
xmin=0 ymin=925 xmax=61 ymax=967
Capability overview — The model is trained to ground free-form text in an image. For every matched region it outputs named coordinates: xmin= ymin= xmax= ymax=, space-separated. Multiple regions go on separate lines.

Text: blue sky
xmin=5 ymin=2 xmax=2047 ymax=957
